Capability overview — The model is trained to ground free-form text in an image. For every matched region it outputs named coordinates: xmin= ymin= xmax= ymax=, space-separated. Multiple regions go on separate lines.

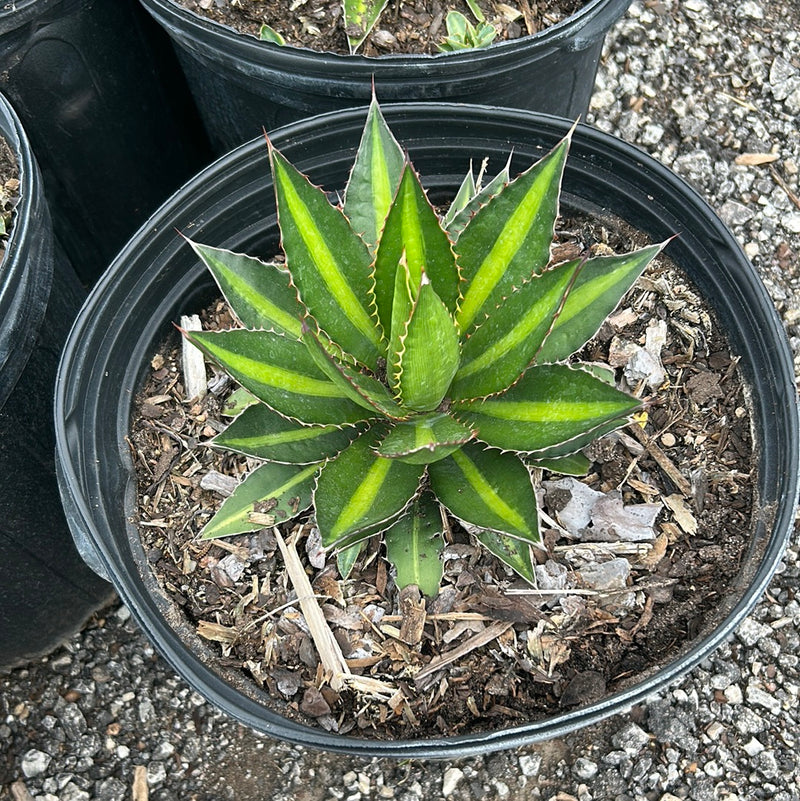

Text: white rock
xmin=724 ymin=684 xmax=744 ymax=704
xmin=743 ymin=737 xmax=765 ymax=756
xmin=783 ymin=212 xmax=800 ymax=234
xmin=579 ymin=558 xmax=631 ymax=591
xmin=21 ymin=749 xmax=51 ymax=778
xmin=736 ymin=617 xmax=772 ymax=646
xmin=442 ymin=767 xmax=464 ymax=797
xmin=518 ymin=753 xmax=542 ymax=777
xmin=746 ymin=685 xmax=781 ymax=715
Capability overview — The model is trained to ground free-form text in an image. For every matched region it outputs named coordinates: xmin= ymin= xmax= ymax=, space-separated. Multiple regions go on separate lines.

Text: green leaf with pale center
xmin=201 ymin=462 xmax=316 ymax=540
xmin=343 ymin=0 xmax=390 ymax=53
xmin=373 ymin=163 xmax=461 ymax=337
xmin=187 ymin=240 xmax=303 ymax=338
xmin=343 ymin=97 xmax=405 ymax=252
xmin=270 ymin=146 xmax=382 ymax=369
xmin=536 ymin=243 xmax=665 ymax=364
xmin=336 ymin=541 xmax=364 ymax=580
xmin=393 ymin=277 xmax=461 ymax=411
xmin=221 ymin=386 xmax=259 ymax=417
xmin=442 ymin=165 xmax=477 ymax=228
xmin=450 ymin=259 xmax=580 ymax=400
xmin=187 ymin=329 xmax=370 ymax=425
xmin=472 ymin=529 xmax=535 ymax=583
xmin=211 ymin=402 xmax=360 ymax=464
xmin=454 ymin=135 xmax=570 ymax=332
xmin=445 ymin=156 xmax=511 ymax=239
xmin=315 ymin=428 xmax=424 ymax=547
xmin=301 ymin=324 xmax=406 ymax=419
xmin=376 ymin=412 xmax=476 ymax=464
xmin=528 ymin=451 xmax=591 ymax=476
xmin=384 ymin=495 xmax=444 ymax=597
xmin=428 ymin=443 xmax=539 ymax=543
xmin=453 ymin=364 xmax=641 ymax=452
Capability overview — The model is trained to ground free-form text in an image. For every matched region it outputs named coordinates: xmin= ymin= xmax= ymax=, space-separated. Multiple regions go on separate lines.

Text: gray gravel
xmin=2 ymin=1 xmax=800 ymax=799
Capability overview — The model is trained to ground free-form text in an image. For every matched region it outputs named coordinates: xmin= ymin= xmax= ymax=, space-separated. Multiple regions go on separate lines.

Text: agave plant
xmin=183 ymin=99 xmax=665 ymax=597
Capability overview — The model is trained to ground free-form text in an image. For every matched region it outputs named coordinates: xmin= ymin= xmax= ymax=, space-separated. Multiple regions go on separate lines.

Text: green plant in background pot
xmin=183 ymin=98 xmax=665 ymax=597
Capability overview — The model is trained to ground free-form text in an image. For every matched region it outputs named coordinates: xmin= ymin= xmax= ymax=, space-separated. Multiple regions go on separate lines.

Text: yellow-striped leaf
xmin=453 ymin=364 xmax=641 ymax=452
xmin=302 ymin=325 xmax=406 ymax=419
xmin=201 ymin=462 xmax=316 ymax=540
xmin=211 ymin=402 xmax=360 ymax=464
xmin=374 ymin=163 xmax=461 ymax=336
xmin=270 ymin=146 xmax=383 ymax=369
xmin=315 ymin=429 xmax=424 ymax=547
xmin=472 ymin=529 xmax=535 ymax=583
xmin=455 ymin=135 xmax=570 ymax=333
xmin=384 ymin=495 xmax=444 ymax=597
xmin=376 ymin=412 xmax=476 ymax=464
xmin=528 ymin=451 xmax=591 ymax=476
xmin=344 ymin=0 xmax=390 ymax=53
xmin=343 ymin=96 xmax=404 ymax=252
xmin=536 ymin=243 xmax=665 ymax=364
xmin=187 ymin=329 xmax=371 ymax=425
xmin=450 ymin=259 xmax=580 ymax=400
xmin=428 ymin=443 xmax=539 ymax=543
xmin=445 ymin=156 xmax=511 ymax=238
xmin=393 ymin=278 xmax=461 ymax=411
xmin=187 ymin=240 xmax=303 ymax=338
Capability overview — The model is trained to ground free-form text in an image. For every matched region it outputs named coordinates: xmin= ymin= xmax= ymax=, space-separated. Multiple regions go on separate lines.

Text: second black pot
xmin=0 ymin=0 xmax=211 ymax=285
xmin=139 ymin=0 xmax=631 ymax=153
xmin=55 ymin=104 xmax=799 ymax=757
xmin=0 ymin=92 xmax=113 ymax=672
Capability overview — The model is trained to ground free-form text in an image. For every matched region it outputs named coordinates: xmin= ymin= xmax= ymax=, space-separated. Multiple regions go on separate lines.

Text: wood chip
xmin=132 ymin=765 xmax=149 ymax=801
xmin=626 ymin=423 xmax=692 ymax=497
xmin=181 ymin=314 xmax=207 ymax=401
xmin=398 ymin=585 xmax=426 ymax=646
xmin=414 ymin=621 xmax=512 ymax=684
xmin=197 ymin=620 xmax=238 ymax=644
xmin=274 ymin=529 xmax=349 ymax=691
xmin=734 ymin=152 xmax=779 ymax=166
xmin=663 ymin=493 xmax=698 ymax=535
xmin=10 ymin=781 xmax=35 ymax=801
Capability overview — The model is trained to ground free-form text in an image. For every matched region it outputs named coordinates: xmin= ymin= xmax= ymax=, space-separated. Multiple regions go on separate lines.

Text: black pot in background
xmin=0 ymin=0 xmax=212 ymax=286
xmin=54 ymin=104 xmax=799 ymax=757
xmin=0 ymin=93 xmax=113 ymax=673
xmin=138 ymin=0 xmax=631 ymax=154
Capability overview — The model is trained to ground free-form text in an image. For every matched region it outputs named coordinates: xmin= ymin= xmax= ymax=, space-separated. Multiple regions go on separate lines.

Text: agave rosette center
xmin=184 ymin=99 xmax=666 ymax=596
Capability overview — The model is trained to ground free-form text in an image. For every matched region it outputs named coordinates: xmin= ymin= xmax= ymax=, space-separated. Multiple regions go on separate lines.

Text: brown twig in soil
xmin=515 ymin=0 xmax=537 ymax=35
xmin=274 ymin=528 xmax=398 ymax=700
xmin=274 ymin=528 xmax=350 ymax=689
xmin=626 ymin=422 xmax=692 ymax=497
xmin=414 ymin=621 xmax=513 ymax=685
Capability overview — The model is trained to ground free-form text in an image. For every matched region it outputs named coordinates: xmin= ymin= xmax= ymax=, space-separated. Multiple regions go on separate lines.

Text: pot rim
xmin=55 ymin=102 xmax=800 ymax=758
xmin=0 ymin=92 xmax=52 ymax=411
xmin=138 ymin=0 xmax=632 ymax=64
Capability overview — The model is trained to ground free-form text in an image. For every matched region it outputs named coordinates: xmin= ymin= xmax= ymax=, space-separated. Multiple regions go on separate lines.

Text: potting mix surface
xmin=174 ymin=0 xmax=585 ymax=56
xmin=129 ymin=210 xmax=755 ymax=740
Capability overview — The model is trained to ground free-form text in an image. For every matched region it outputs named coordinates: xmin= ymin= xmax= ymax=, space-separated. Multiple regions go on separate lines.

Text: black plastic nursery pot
xmin=55 ymin=104 xmax=799 ymax=757
xmin=0 ymin=94 xmax=113 ymax=672
xmin=138 ymin=0 xmax=631 ymax=154
xmin=0 ymin=0 xmax=212 ymax=285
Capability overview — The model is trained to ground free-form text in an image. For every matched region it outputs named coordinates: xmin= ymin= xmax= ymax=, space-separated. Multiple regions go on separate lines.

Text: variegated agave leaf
xmin=183 ymin=102 xmax=668 ymax=595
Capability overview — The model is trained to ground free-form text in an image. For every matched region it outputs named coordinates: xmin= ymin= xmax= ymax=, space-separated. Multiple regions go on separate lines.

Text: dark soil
xmin=129 ymin=208 xmax=755 ymax=741
xmin=174 ymin=0 xmax=585 ymax=56
xmin=0 ymin=136 xmax=19 ymax=260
